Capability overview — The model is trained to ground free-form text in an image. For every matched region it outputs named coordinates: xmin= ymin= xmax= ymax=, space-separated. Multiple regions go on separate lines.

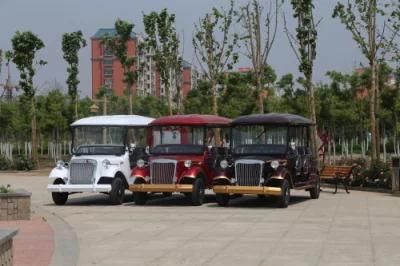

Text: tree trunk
xmin=307 ymin=75 xmax=318 ymax=164
xmin=74 ymin=94 xmax=78 ymax=120
xmin=257 ymin=74 xmax=264 ymax=113
xmin=370 ymin=60 xmax=377 ymax=162
xmin=129 ymin=92 xmax=133 ymax=115
xmin=31 ymin=97 xmax=38 ymax=169
xmin=211 ymin=79 xmax=221 ymax=145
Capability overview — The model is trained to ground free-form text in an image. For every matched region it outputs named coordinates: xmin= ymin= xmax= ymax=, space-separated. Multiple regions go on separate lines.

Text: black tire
xmin=257 ymin=194 xmax=266 ymax=199
xmin=191 ymin=177 xmax=205 ymax=206
xmin=183 ymin=192 xmax=192 ymax=198
xmin=52 ymin=179 xmax=68 ymax=205
xmin=109 ymin=178 xmax=125 ymax=205
xmin=216 ymin=193 xmax=230 ymax=207
xmin=277 ymin=180 xmax=290 ymax=208
xmin=134 ymin=192 xmax=147 ymax=205
xmin=163 ymin=192 xmax=173 ymax=197
xmin=310 ymin=178 xmax=320 ymax=199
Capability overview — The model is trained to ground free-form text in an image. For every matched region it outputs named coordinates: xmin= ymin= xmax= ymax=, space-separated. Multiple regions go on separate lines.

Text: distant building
xmin=354 ymin=67 xmax=397 ymax=99
xmin=91 ymin=28 xmax=198 ymax=99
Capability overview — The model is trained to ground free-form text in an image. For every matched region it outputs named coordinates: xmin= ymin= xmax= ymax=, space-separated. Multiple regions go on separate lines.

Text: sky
xmin=0 ymin=0 xmax=364 ymax=97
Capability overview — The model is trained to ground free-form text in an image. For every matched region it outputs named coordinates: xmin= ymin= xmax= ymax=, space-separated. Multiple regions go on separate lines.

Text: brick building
xmin=91 ymin=28 xmax=198 ymax=99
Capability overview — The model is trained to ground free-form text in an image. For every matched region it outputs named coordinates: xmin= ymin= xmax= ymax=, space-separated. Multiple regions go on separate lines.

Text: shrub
xmin=12 ymin=155 xmax=34 ymax=171
xmin=0 ymin=155 xmax=12 ymax=170
xmin=0 ymin=184 xmax=12 ymax=193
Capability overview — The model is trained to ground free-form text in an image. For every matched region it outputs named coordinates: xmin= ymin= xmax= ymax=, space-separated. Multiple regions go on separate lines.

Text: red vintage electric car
xmin=129 ymin=114 xmax=231 ymax=206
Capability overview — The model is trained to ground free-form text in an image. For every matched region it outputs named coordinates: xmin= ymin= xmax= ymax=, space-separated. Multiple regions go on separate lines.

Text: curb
xmin=321 ymin=183 xmax=392 ymax=194
xmin=32 ymin=205 xmax=80 ymax=266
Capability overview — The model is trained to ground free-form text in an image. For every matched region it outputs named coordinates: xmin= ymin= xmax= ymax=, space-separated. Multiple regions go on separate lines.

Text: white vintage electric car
xmin=47 ymin=115 xmax=154 ymax=205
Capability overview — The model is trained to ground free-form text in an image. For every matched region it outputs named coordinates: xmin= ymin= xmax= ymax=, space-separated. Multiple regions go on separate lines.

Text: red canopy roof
xmin=150 ymin=114 xmax=231 ymax=127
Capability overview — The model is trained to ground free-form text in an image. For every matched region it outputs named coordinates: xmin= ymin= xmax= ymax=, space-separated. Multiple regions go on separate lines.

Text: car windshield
xmin=151 ymin=144 xmax=204 ymax=155
xmin=152 ymin=126 xmax=205 ymax=145
xmin=74 ymin=145 xmax=125 ymax=156
xmin=73 ymin=126 xmax=126 ymax=153
xmin=232 ymin=125 xmax=288 ymax=155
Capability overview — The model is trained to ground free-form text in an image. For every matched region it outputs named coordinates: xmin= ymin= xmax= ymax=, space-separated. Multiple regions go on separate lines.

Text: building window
xmin=104 ymin=67 xmax=113 ymax=77
xmin=104 ymin=78 xmax=113 ymax=89
xmin=104 ymin=58 xmax=113 ymax=66
xmin=103 ymin=46 xmax=113 ymax=57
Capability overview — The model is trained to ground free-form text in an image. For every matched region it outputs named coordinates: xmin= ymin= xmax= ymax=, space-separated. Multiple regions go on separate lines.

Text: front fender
xmin=131 ymin=166 xmax=150 ymax=184
xmin=271 ymin=166 xmax=289 ymax=179
xmin=101 ymin=164 xmax=120 ymax=178
xmin=49 ymin=167 xmax=68 ymax=180
xmin=180 ymin=166 xmax=205 ymax=180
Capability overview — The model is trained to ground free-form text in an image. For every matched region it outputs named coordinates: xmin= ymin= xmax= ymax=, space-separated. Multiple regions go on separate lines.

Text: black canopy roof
xmin=232 ymin=113 xmax=314 ymax=126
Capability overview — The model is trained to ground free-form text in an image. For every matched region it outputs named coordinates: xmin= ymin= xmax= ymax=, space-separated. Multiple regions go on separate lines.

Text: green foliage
xmin=193 ymin=0 xmax=240 ymax=115
xmin=219 ymin=73 xmax=257 ymax=118
xmin=9 ymin=31 xmax=46 ymax=98
xmin=62 ymin=30 xmax=87 ymax=119
xmin=143 ymin=9 xmax=182 ymax=115
xmin=12 ymin=155 xmax=34 ymax=171
xmin=0 ymin=184 xmax=12 ymax=193
xmin=0 ymin=156 xmax=12 ymax=170
xmin=103 ymin=19 xmax=136 ymax=114
xmin=289 ymin=0 xmax=317 ymax=79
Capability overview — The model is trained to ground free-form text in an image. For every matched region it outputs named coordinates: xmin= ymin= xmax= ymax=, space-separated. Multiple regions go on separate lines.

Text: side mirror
xmin=145 ymin=146 xmax=150 ymax=155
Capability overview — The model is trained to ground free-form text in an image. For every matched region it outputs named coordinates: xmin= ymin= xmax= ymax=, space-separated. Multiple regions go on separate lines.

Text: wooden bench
xmin=320 ymin=165 xmax=354 ymax=193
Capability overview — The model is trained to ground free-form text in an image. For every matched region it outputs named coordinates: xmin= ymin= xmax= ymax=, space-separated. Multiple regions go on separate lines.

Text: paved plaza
xmin=1 ymin=170 xmax=400 ymax=266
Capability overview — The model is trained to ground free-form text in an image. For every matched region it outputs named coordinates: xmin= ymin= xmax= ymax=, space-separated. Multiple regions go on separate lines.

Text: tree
xmin=284 ymin=0 xmax=319 ymax=157
xmin=9 ymin=31 xmax=46 ymax=168
xmin=103 ymin=19 xmax=136 ymax=114
xmin=240 ymin=0 xmax=282 ymax=113
xmin=193 ymin=0 xmax=240 ymax=117
xmin=143 ymin=9 xmax=182 ymax=115
xmin=333 ymin=0 xmax=399 ymax=161
xmin=62 ymin=30 xmax=87 ymax=120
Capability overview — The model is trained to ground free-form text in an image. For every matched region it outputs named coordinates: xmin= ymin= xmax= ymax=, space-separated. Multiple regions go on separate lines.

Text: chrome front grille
xmin=235 ymin=160 xmax=264 ymax=186
xmin=150 ymin=159 xmax=177 ymax=184
xmin=69 ymin=159 xmax=97 ymax=184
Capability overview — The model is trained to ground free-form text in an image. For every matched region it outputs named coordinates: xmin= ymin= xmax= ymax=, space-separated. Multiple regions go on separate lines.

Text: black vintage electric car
xmin=212 ymin=113 xmax=320 ymax=208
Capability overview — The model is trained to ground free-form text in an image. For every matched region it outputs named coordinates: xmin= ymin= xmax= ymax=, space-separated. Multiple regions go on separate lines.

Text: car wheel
xmin=216 ymin=193 xmax=229 ymax=207
xmin=310 ymin=178 xmax=320 ymax=199
xmin=191 ymin=178 xmax=205 ymax=206
xmin=134 ymin=192 xmax=147 ymax=205
xmin=183 ymin=192 xmax=192 ymax=198
xmin=277 ymin=179 xmax=290 ymax=208
xmin=110 ymin=178 xmax=125 ymax=205
xmin=163 ymin=192 xmax=172 ymax=197
xmin=52 ymin=178 xmax=68 ymax=205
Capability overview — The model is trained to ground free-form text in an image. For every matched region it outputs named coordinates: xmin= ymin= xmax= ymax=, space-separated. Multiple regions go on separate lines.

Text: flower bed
xmin=0 ymin=189 xmax=31 ymax=221
xmin=0 ymin=229 xmax=18 ymax=266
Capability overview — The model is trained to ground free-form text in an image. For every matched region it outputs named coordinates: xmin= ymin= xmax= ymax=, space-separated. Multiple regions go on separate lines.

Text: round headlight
xmin=56 ymin=160 xmax=65 ymax=169
xmin=270 ymin=160 xmax=279 ymax=170
xmin=184 ymin=160 xmax=192 ymax=168
xmin=220 ymin=160 xmax=228 ymax=169
xmin=102 ymin=159 xmax=111 ymax=168
xmin=137 ymin=159 xmax=145 ymax=168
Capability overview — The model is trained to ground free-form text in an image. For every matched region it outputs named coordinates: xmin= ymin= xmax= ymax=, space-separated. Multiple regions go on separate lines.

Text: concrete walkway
xmin=1 ymin=170 xmax=400 ymax=266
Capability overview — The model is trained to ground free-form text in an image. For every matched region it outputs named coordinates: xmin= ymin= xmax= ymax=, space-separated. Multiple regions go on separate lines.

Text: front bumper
xmin=213 ymin=185 xmax=282 ymax=196
xmin=47 ymin=184 xmax=111 ymax=193
xmin=129 ymin=184 xmax=193 ymax=193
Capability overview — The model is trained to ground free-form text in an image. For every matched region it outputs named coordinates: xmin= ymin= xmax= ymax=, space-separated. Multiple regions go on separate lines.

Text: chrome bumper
xmin=47 ymin=184 xmax=111 ymax=193
xmin=129 ymin=184 xmax=193 ymax=193
xmin=213 ymin=185 xmax=282 ymax=196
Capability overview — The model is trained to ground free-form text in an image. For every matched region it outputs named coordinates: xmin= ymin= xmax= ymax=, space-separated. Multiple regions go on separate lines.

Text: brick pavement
xmin=0 ymin=215 xmax=54 ymax=266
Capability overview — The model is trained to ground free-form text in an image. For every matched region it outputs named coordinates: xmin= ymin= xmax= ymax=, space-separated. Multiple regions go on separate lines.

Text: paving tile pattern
xmin=1 ymin=171 xmax=400 ymax=266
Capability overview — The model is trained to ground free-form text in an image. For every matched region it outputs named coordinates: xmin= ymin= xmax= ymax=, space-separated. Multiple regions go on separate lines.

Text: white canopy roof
xmin=71 ymin=115 xmax=154 ymax=127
